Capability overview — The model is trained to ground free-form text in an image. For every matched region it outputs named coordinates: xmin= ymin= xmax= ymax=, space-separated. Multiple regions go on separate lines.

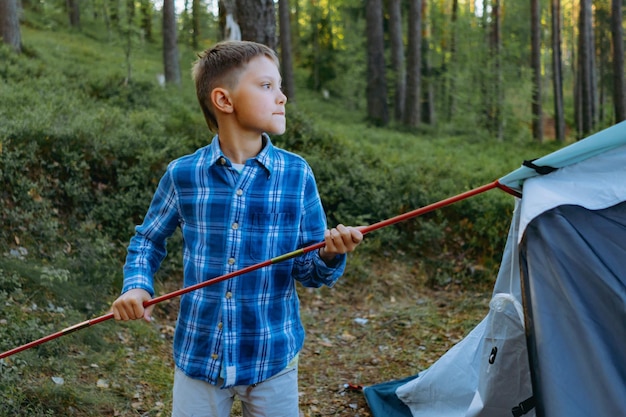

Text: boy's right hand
xmin=111 ymin=288 xmax=154 ymax=322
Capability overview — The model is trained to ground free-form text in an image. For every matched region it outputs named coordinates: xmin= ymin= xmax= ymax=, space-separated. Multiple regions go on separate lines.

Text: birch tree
xmin=219 ymin=0 xmax=241 ymax=41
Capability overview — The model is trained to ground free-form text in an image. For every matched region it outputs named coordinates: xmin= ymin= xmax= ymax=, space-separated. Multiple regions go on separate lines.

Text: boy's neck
xmin=217 ymin=130 xmax=265 ymax=165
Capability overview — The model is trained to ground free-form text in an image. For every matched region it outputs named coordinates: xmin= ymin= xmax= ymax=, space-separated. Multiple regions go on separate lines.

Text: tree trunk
xmin=611 ymin=0 xmax=625 ymax=122
xmin=278 ymin=0 xmax=296 ymax=102
xmin=365 ymin=0 xmax=388 ymax=126
xmin=123 ymin=0 xmax=136 ymax=83
xmin=293 ymin=0 xmax=300 ymax=60
xmin=445 ymin=0 xmax=458 ymax=121
xmin=551 ymin=0 xmax=565 ymax=142
xmin=404 ymin=0 xmax=422 ymax=128
xmin=163 ymin=0 xmax=181 ymax=85
xmin=309 ymin=5 xmax=321 ymax=90
xmin=236 ymin=0 xmax=276 ymax=48
xmin=66 ymin=0 xmax=80 ymax=28
xmin=589 ymin=2 xmax=598 ymax=128
xmin=491 ymin=0 xmax=502 ymax=140
xmin=531 ymin=0 xmax=543 ymax=142
xmin=109 ymin=0 xmax=119 ymax=28
xmin=0 ymin=0 xmax=22 ymax=53
xmin=421 ymin=0 xmax=435 ymax=125
xmin=140 ymin=0 xmax=153 ymax=42
xmin=576 ymin=0 xmax=595 ymax=138
xmin=101 ymin=0 xmax=112 ymax=38
xmin=192 ymin=0 xmax=200 ymax=49
xmin=389 ymin=0 xmax=405 ymax=122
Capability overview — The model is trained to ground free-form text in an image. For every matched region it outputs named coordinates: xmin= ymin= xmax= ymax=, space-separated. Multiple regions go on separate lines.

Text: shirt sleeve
xmin=292 ymin=166 xmax=347 ymax=288
xmin=122 ymin=168 xmax=180 ymax=296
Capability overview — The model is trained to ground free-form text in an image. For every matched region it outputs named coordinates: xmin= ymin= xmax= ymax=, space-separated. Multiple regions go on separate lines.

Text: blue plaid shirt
xmin=122 ymin=135 xmax=346 ymax=387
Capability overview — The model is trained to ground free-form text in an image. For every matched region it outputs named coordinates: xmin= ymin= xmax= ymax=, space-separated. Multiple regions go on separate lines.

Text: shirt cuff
xmin=313 ymin=251 xmax=347 ymax=286
xmin=122 ymin=275 xmax=155 ymax=297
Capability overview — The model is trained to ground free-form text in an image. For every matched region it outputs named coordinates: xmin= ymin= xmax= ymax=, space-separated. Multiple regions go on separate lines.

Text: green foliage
xmin=277 ymin=101 xmax=528 ymax=285
xmin=2 ymin=20 xmax=570 ymax=290
xmin=1 ymin=28 xmax=202 ymax=246
xmin=288 ymin=86 xmax=571 ymax=285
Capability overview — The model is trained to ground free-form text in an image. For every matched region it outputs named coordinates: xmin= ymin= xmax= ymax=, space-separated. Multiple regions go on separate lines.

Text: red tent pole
xmin=0 ymin=180 xmax=503 ymax=360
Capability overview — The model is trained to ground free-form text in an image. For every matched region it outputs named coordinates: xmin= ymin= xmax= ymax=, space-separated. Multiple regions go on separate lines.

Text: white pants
xmin=171 ymin=366 xmax=300 ymax=417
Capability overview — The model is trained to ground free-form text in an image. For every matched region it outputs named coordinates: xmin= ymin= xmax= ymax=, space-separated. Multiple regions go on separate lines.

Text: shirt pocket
xmin=245 ymin=212 xmax=299 ymax=262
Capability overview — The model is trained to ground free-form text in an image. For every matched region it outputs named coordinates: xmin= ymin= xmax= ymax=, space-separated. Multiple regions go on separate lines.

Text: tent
xmin=363 ymin=121 xmax=626 ymax=417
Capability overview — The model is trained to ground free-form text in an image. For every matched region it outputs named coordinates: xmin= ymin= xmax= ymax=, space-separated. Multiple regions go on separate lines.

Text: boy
xmin=111 ymin=40 xmax=363 ymax=417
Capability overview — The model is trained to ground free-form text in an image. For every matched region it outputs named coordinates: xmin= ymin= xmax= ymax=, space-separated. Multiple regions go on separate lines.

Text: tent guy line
xmin=0 ymin=179 xmax=518 ymax=361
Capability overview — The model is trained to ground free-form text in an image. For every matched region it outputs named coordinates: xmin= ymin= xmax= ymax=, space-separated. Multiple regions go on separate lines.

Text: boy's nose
xmin=278 ymin=90 xmax=287 ymax=104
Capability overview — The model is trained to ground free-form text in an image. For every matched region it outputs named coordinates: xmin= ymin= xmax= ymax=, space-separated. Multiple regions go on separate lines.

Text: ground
xmin=296 ymin=258 xmax=491 ymax=417
xmin=148 ymin=255 xmax=492 ymax=417
xmin=0 ymin=253 xmax=491 ymax=416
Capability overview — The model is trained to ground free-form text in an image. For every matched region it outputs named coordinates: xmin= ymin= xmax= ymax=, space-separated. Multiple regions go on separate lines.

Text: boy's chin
xmin=267 ymin=126 xmax=286 ymax=136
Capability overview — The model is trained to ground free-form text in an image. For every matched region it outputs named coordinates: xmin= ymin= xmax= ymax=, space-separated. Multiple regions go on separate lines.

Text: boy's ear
xmin=211 ymin=88 xmax=234 ymax=114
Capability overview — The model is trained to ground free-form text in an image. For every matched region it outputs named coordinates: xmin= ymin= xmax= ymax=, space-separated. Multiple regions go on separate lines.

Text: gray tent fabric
xmin=363 ymin=204 xmax=534 ymax=417
xmin=363 ymin=123 xmax=626 ymax=417
xmin=520 ymin=202 xmax=626 ymax=417
xmin=389 ymin=203 xmax=534 ymax=417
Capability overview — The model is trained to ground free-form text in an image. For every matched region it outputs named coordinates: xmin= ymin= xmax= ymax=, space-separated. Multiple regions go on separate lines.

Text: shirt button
xmin=211 ymin=353 xmax=218 ymax=360
xmin=225 ymin=292 xmax=232 ymax=299
xmin=218 ymin=322 xmax=223 ymax=330
xmin=236 ymin=189 xmax=243 ymax=196
xmin=232 ymin=222 xmax=239 ymax=230
xmin=228 ymin=257 xmax=235 ymax=265
xmin=218 ymin=157 xmax=226 ymax=165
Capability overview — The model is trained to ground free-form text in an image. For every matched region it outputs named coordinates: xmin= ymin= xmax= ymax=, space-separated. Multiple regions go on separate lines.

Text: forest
xmin=2 ymin=0 xmax=625 ymax=136
xmin=0 ymin=0 xmax=624 ymax=416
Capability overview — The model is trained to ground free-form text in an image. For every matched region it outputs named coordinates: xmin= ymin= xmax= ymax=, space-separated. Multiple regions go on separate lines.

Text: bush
xmin=1 ymin=24 xmax=555 ymax=298
xmin=276 ymin=105 xmax=521 ymax=285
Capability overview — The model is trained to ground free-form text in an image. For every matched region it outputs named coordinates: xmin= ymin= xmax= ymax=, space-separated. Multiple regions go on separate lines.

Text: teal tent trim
xmin=363 ymin=375 xmax=418 ymax=417
xmin=498 ymin=120 xmax=626 ymax=192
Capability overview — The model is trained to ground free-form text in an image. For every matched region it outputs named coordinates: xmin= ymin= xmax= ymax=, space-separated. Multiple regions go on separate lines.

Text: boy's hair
xmin=192 ymin=40 xmax=280 ymax=132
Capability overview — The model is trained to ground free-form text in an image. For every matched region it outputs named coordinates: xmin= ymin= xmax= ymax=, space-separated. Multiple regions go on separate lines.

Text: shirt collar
xmin=208 ymin=133 xmax=274 ymax=177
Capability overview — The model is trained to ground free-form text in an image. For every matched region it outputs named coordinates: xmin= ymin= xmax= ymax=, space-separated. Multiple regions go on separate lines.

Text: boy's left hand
xmin=319 ymin=224 xmax=363 ymax=262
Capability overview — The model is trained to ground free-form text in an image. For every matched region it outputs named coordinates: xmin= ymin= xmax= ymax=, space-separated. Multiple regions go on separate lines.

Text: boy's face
xmin=228 ymin=56 xmax=287 ymax=136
